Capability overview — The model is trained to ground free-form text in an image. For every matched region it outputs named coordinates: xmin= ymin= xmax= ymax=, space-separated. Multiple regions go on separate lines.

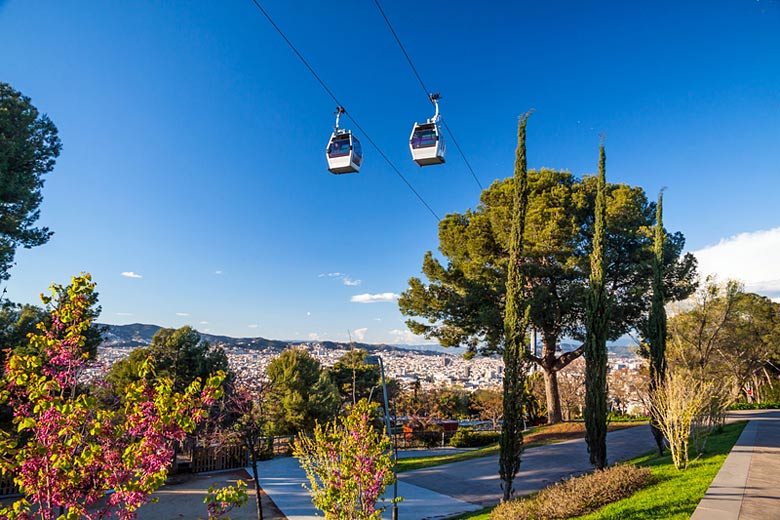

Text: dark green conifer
xmin=648 ymin=191 xmax=668 ymax=454
xmin=584 ymin=143 xmax=609 ymax=469
xmin=499 ymin=112 xmax=532 ymax=501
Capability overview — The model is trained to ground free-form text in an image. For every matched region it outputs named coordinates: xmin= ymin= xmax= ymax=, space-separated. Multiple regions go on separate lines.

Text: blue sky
xmin=1 ymin=1 xmax=778 ymax=344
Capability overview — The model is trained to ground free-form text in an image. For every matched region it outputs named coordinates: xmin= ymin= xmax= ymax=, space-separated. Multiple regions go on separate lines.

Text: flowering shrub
xmin=0 ymin=274 xmax=224 ymax=519
xmin=204 ymin=480 xmax=248 ymax=519
xmin=293 ymin=399 xmax=397 ymax=520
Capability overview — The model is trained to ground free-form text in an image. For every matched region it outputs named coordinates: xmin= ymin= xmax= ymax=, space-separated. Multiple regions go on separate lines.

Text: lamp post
xmin=365 ymin=354 xmax=398 ymax=520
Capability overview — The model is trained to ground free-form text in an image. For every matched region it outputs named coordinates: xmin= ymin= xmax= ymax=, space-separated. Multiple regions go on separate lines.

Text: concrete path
xmin=253 ymin=456 xmax=482 ymax=520
xmin=257 ymin=424 xmax=657 ymax=518
xmin=400 ymin=424 xmax=657 ymax=507
xmin=691 ymin=410 xmax=780 ymax=520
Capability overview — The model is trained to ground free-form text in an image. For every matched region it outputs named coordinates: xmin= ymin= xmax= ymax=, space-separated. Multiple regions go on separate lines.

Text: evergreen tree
xmin=107 ymin=326 xmax=231 ymax=394
xmin=399 ymin=160 xmax=697 ymax=425
xmin=266 ymin=348 xmax=339 ymax=435
xmin=648 ymin=190 xmax=668 ymax=454
xmin=584 ymin=144 xmax=609 ymax=469
xmin=0 ymin=83 xmax=61 ymax=281
xmin=499 ymin=112 xmax=531 ymax=501
xmin=329 ymin=348 xmax=380 ymax=406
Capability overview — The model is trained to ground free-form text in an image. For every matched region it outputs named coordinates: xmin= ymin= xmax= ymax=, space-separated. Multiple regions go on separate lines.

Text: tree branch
xmin=553 ymin=343 xmax=585 ymax=371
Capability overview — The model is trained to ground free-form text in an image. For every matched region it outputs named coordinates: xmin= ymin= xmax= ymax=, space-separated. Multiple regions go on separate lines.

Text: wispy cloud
xmin=115 ymin=312 xmax=133 ymax=316
xmin=175 ymin=312 xmax=190 ymax=317
xmin=121 ymin=271 xmax=142 ymax=279
xmin=694 ymin=227 xmax=780 ymax=297
xmin=352 ymin=328 xmax=368 ymax=341
xmin=199 ymin=321 xmax=209 ymax=325
xmin=248 ymin=324 xmax=259 ymax=329
xmin=343 ymin=276 xmax=362 ymax=287
xmin=389 ymin=328 xmax=439 ymax=345
xmin=308 ymin=332 xmax=322 ymax=340
xmin=319 ymin=272 xmax=362 ymax=286
xmin=351 ymin=293 xmax=400 ymax=304
xmin=215 ymin=270 xmax=223 ymax=275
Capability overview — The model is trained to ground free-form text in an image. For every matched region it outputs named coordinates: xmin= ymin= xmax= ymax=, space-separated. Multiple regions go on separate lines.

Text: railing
xmin=188 ymin=436 xmax=295 ymax=474
xmin=393 ymin=430 xmax=458 ymax=449
xmin=0 ymin=472 xmax=21 ymax=498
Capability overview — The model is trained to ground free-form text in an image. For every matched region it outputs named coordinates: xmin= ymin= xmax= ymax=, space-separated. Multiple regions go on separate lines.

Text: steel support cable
xmin=248 ymin=0 xmax=440 ymax=221
xmin=372 ymin=0 xmax=484 ymax=191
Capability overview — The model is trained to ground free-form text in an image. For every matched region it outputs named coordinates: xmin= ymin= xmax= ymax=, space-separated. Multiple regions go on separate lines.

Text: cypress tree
xmin=648 ymin=190 xmax=667 ymax=454
xmin=584 ymin=143 xmax=609 ymax=469
xmin=499 ymin=112 xmax=532 ymax=501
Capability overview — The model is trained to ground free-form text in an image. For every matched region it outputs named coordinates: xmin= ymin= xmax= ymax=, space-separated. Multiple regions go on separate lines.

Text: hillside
xmin=99 ymin=323 xmax=640 ymax=359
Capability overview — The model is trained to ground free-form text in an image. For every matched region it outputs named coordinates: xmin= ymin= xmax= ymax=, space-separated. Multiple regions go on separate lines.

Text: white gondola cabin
xmin=326 ymin=107 xmax=362 ymax=174
xmin=409 ymin=93 xmax=445 ymax=166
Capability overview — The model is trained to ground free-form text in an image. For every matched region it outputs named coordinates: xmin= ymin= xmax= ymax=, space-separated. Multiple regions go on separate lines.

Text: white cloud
xmin=199 ymin=321 xmax=209 ymax=325
xmin=343 ymin=276 xmax=362 ymax=286
xmin=352 ymin=328 xmax=368 ymax=341
xmin=176 ymin=312 xmax=190 ymax=317
xmin=388 ymin=328 xmax=439 ymax=345
xmin=121 ymin=271 xmax=142 ymax=279
xmin=351 ymin=293 xmax=400 ymax=304
xmin=248 ymin=324 xmax=259 ymax=329
xmin=215 ymin=270 xmax=223 ymax=275
xmin=308 ymin=332 xmax=322 ymax=340
xmin=306 ymin=311 xmax=311 ymax=317
xmin=693 ymin=228 xmax=780 ymax=296
xmin=115 ymin=312 xmax=133 ymax=316
xmin=319 ymin=272 xmax=362 ymax=286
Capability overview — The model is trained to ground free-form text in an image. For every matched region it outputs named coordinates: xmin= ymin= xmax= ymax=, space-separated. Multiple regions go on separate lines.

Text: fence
xmin=187 ymin=436 xmax=295 ymax=474
xmin=0 ymin=472 xmax=20 ymax=498
xmin=393 ymin=430 xmax=458 ymax=449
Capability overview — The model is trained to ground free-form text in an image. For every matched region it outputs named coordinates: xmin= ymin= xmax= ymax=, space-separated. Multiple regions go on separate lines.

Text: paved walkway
xmin=692 ymin=409 xmax=780 ymax=520
xmin=400 ymin=424 xmax=657 ymax=507
xmin=254 ymin=456 xmax=482 ymax=520
xmin=257 ymin=424 xmax=658 ymax=519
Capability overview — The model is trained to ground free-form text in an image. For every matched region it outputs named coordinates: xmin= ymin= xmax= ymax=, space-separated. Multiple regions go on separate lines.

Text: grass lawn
xmin=444 ymin=421 xmax=746 ymax=520
xmin=572 ymin=421 xmax=747 ymax=520
xmin=396 ymin=421 xmax=642 ymax=473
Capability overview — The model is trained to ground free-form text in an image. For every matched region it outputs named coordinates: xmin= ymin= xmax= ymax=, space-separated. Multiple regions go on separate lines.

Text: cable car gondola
xmin=326 ymin=107 xmax=363 ymax=174
xmin=409 ymin=93 xmax=445 ymax=166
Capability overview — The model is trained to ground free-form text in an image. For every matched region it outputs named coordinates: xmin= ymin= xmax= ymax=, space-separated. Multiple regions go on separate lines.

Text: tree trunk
xmin=249 ymin=441 xmax=264 ymax=520
xmin=543 ymin=369 xmax=563 ymax=424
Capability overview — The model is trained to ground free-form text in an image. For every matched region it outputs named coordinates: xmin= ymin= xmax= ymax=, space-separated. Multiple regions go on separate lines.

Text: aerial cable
xmin=372 ymin=0 xmax=484 ymax=191
xmin=248 ymin=0 xmax=440 ymax=221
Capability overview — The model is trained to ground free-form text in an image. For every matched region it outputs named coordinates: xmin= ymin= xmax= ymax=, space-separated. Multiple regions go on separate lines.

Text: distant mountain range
xmin=99 ymin=323 xmax=443 ymax=356
xmin=98 ymin=323 xmax=640 ymax=358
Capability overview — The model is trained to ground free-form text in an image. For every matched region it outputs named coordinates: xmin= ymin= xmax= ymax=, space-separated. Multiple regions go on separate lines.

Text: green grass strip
xmin=444 ymin=421 xmax=747 ymax=520
xmin=396 ymin=443 xmax=500 ymax=473
xmin=573 ymin=421 xmax=747 ymax=520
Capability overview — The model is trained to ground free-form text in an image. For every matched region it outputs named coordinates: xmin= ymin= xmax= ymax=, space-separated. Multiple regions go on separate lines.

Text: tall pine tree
xmin=499 ymin=112 xmax=532 ymax=501
xmin=648 ymin=190 xmax=668 ymax=454
xmin=584 ymin=143 xmax=609 ymax=469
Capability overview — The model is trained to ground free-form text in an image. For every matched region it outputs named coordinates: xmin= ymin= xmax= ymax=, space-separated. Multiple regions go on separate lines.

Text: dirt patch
xmin=136 ymin=469 xmax=286 ymax=519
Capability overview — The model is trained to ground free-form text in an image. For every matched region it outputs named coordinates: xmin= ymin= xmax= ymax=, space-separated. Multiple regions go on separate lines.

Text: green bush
xmin=728 ymin=401 xmax=780 ymax=410
xmin=450 ymin=430 xmax=500 ymax=448
xmin=491 ymin=464 xmax=652 ymax=520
